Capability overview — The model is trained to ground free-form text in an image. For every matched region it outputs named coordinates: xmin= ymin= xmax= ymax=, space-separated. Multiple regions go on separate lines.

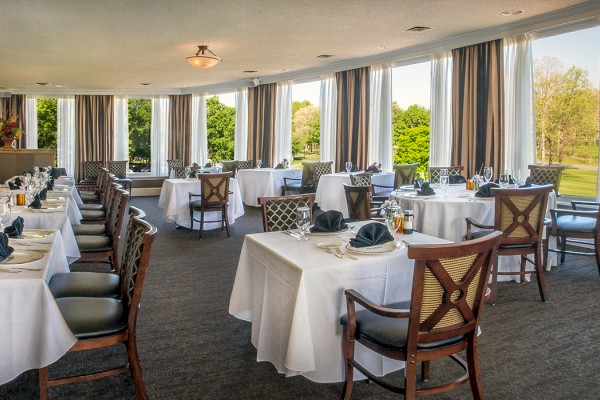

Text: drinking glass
xmin=440 ymin=175 xmax=450 ymax=197
xmin=513 ymin=170 xmax=522 ymax=188
xmin=499 ymin=172 xmax=509 ymax=188
xmin=345 ymin=162 xmax=352 ymax=173
xmin=184 ymin=166 xmax=192 ymax=178
xmin=386 ymin=205 xmax=402 ymax=236
xmin=416 ymin=172 xmax=425 ymax=188
xmin=295 ymin=207 xmax=311 ymax=240
xmin=483 ymin=167 xmax=493 ymax=183
xmin=256 ymin=160 xmax=262 ymax=169
xmin=0 ymin=203 xmax=11 ymax=229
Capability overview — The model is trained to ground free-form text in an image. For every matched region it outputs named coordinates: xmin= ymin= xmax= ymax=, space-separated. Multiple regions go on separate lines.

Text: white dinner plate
xmin=306 ymin=225 xmax=350 ymax=236
xmin=45 ymin=196 xmax=66 ymax=202
xmin=345 ymin=241 xmax=398 ymax=254
xmin=317 ymin=240 xmax=344 ymax=249
xmin=16 ymin=229 xmax=54 ymax=240
xmin=0 ymin=249 xmax=45 ymax=265
xmin=32 ymin=205 xmax=64 ymax=213
xmin=51 ymin=188 xmax=70 ymax=193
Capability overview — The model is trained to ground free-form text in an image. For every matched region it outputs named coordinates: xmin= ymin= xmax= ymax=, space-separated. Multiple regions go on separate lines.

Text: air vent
xmin=406 ymin=26 xmax=432 ymax=32
xmin=316 ymin=54 xmax=335 ymax=59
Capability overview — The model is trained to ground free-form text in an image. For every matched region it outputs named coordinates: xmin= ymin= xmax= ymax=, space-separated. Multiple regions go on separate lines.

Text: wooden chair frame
xmin=528 ymin=164 xmax=565 ymax=193
xmin=258 ymin=194 xmax=316 ymax=232
xmin=189 ymin=171 xmax=232 ymax=238
xmin=428 ymin=166 xmax=464 ymax=184
xmin=282 ymin=161 xmax=333 ymax=195
xmin=342 ymin=232 xmax=502 ymax=400
xmin=343 ymin=183 xmax=383 ymax=222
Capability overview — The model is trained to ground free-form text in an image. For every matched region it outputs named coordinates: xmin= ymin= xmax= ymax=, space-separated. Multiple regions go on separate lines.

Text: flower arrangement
xmin=275 ymin=158 xmax=289 ymax=169
xmin=0 ymin=116 xmax=24 ymax=139
xmin=366 ymin=162 xmax=381 ymax=173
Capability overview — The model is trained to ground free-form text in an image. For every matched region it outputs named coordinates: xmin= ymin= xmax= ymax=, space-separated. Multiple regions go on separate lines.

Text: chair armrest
xmin=283 ymin=177 xmax=302 ymax=185
xmin=571 ymin=201 xmax=600 ymax=210
xmin=465 ymin=217 xmax=494 ymax=240
xmin=344 ymin=289 xmax=410 ymax=318
xmin=371 ymin=183 xmax=393 ymax=190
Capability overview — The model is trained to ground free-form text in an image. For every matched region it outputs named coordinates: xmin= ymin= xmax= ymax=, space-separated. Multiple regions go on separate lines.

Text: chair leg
xmin=341 ymin=326 xmax=354 ymax=400
xmin=543 ymin=236 xmax=550 ymax=272
xmin=466 ymin=337 xmax=485 ymax=400
xmin=223 ymin=206 xmax=230 ymax=237
xmin=189 ymin=208 xmax=194 ymax=230
xmin=519 ymin=256 xmax=527 ymax=284
xmin=39 ymin=367 xmax=49 ymax=400
xmin=421 ymin=360 xmax=430 ymax=382
xmin=404 ymin=356 xmax=418 ymax=400
xmin=560 ymin=236 xmax=566 ymax=263
xmin=126 ymin=337 xmax=149 ymax=400
xmin=535 ymin=247 xmax=547 ymax=302
xmin=199 ymin=209 xmax=204 ymax=239
xmin=595 ymin=235 xmax=600 ymax=275
xmin=490 ymin=264 xmax=498 ymax=305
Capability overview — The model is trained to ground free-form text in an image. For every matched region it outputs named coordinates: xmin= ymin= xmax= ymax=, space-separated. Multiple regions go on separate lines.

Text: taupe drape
xmin=75 ymin=95 xmax=114 ymax=181
xmin=247 ymin=84 xmax=276 ymax=167
xmin=336 ymin=67 xmax=369 ymax=173
xmin=0 ymin=95 xmax=27 ymax=149
xmin=451 ymin=40 xmax=504 ymax=178
xmin=169 ymin=94 xmax=193 ymax=166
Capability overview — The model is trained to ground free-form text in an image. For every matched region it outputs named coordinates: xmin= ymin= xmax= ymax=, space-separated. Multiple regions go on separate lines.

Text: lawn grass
xmin=291 ymin=152 xmax=320 ymax=168
xmin=560 ymin=168 xmax=597 ymax=198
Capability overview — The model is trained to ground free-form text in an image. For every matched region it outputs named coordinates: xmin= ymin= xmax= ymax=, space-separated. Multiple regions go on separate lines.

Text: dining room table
xmin=0 ymin=229 xmax=77 ymax=385
xmin=228 ymin=220 xmax=449 ymax=383
xmin=236 ymin=168 xmax=303 ymax=207
xmin=158 ymin=177 xmax=245 ymax=230
xmin=315 ymin=172 xmax=394 ymax=217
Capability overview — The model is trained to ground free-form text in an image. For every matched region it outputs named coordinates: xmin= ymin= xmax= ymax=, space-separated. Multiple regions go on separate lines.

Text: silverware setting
xmin=282 ymin=230 xmax=309 ymax=240
xmin=336 ymin=248 xmax=357 ymax=260
xmin=325 ymin=247 xmax=342 ymax=258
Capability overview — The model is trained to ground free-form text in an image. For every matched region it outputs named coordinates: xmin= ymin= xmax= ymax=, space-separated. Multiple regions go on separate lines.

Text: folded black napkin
xmin=418 ymin=182 xmax=435 ymax=196
xmin=8 ymin=181 xmax=19 ymax=190
xmin=520 ymin=177 xmax=532 ymax=188
xmin=28 ymin=194 xmax=42 ymax=209
xmin=475 ymin=182 xmax=499 ymax=197
xmin=47 ymin=177 xmax=54 ymax=190
xmin=39 ymin=188 xmax=48 ymax=200
xmin=309 ymin=210 xmax=348 ymax=233
xmin=4 ymin=216 xmax=24 ymax=238
xmin=14 ymin=177 xmax=23 ymax=187
xmin=449 ymin=175 xmax=467 ymax=184
xmin=349 ymin=223 xmax=394 ymax=248
xmin=0 ymin=233 xmax=14 ymax=262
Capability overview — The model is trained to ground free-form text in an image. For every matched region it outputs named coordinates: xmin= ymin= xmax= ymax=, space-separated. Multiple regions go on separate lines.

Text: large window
xmin=37 ymin=98 xmax=57 ymax=150
xmin=391 ymin=62 xmax=431 ymax=171
xmin=291 ymin=81 xmax=320 ymax=167
xmin=128 ymin=98 xmax=152 ymax=172
xmin=207 ymin=93 xmax=236 ymax=162
xmin=532 ymin=26 xmax=600 ymax=197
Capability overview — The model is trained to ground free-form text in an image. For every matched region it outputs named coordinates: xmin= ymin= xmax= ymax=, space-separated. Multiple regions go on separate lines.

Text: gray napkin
xmin=0 ymin=233 xmax=14 ymax=262
xmin=349 ymin=223 xmax=394 ymax=248
xmin=4 ymin=216 xmax=24 ymax=238
xmin=310 ymin=210 xmax=347 ymax=233
xmin=476 ymin=183 xmax=499 ymax=197
xmin=28 ymin=194 xmax=42 ymax=209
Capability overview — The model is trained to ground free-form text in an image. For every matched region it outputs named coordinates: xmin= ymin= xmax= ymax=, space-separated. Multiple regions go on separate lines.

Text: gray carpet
xmin=2 ymin=196 xmax=600 ymax=400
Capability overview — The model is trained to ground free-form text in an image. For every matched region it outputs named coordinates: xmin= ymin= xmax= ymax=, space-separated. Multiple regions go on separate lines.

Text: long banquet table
xmin=315 ymin=172 xmax=394 ymax=217
xmin=158 ymin=177 xmax=244 ymax=230
xmin=237 ymin=168 xmax=302 ymax=207
xmin=0 ymin=230 xmax=76 ymax=385
xmin=229 ymin=221 xmax=449 ymax=382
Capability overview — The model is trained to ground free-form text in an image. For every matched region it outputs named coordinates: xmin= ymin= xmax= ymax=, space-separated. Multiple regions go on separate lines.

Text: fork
xmin=335 ymin=248 xmax=357 ymax=260
xmin=325 ymin=248 xmax=342 ymax=258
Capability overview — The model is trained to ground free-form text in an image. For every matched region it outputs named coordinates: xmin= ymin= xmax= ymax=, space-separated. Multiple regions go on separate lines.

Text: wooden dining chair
xmin=371 ymin=163 xmax=419 ymax=204
xmin=349 ymin=171 xmax=373 ymax=186
xmin=465 ymin=185 xmax=553 ymax=303
xmin=340 ymin=231 xmax=502 ymax=400
xmin=528 ymin=164 xmax=565 ymax=193
xmin=221 ymin=160 xmax=238 ymax=175
xmin=343 ymin=183 xmax=382 ymax=222
xmin=428 ymin=166 xmax=464 ymax=184
xmin=282 ymin=161 xmax=333 ymax=195
xmin=108 ymin=160 xmax=133 ymax=192
xmin=189 ymin=171 xmax=233 ymax=238
xmin=236 ymin=160 xmax=254 ymax=170
xmin=167 ymin=159 xmax=183 ymax=177
xmin=258 ymin=194 xmax=315 ymax=232
xmin=40 ymin=217 xmax=157 ymax=400
xmin=79 ymin=161 xmax=104 ymax=184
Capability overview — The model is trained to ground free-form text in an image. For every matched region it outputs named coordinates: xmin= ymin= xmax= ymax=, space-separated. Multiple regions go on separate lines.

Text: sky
xmin=218 ymin=25 xmax=599 ymax=110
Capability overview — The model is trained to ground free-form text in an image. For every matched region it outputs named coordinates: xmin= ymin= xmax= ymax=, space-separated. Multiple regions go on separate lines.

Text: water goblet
xmin=0 ymin=203 xmax=11 ymax=229
xmin=184 ymin=166 xmax=192 ymax=178
xmin=513 ymin=170 xmax=522 ymax=188
xmin=256 ymin=160 xmax=262 ymax=169
xmin=416 ymin=172 xmax=425 ymax=188
xmin=345 ymin=162 xmax=353 ymax=173
xmin=483 ymin=167 xmax=493 ymax=184
xmin=440 ymin=175 xmax=450 ymax=197
xmin=295 ymin=207 xmax=311 ymax=240
xmin=499 ymin=172 xmax=509 ymax=188
xmin=386 ymin=205 xmax=402 ymax=236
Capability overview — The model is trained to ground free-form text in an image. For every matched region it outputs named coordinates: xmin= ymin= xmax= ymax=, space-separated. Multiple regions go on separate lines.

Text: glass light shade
xmin=186 ymin=55 xmax=221 ymax=68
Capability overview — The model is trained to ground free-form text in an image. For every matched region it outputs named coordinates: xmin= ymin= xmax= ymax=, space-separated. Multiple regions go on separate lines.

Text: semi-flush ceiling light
xmin=186 ymin=45 xmax=222 ymax=68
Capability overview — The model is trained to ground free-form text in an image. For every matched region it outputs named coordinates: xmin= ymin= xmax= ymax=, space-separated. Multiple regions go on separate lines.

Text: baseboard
xmin=131 ymin=187 xmax=161 ymax=197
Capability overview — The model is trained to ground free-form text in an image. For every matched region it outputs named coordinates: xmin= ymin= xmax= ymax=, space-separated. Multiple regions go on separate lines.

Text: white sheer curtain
xmin=234 ymin=88 xmax=248 ymax=161
xmin=57 ymin=96 xmax=76 ymax=176
xmin=320 ymin=74 xmax=337 ymax=163
xmin=274 ymin=81 xmax=292 ymax=164
xmin=113 ymin=95 xmax=129 ymax=161
xmin=25 ymin=95 xmax=38 ymax=149
xmin=191 ymin=93 xmax=208 ymax=165
xmin=151 ymin=96 xmax=170 ymax=176
xmin=368 ymin=64 xmax=392 ymax=171
xmin=504 ymin=34 xmax=535 ymax=177
xmin=429 ymin=51 xmax=453 ymax=167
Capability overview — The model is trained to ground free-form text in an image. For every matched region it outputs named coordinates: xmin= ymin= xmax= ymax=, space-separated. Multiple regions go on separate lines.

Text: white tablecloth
xmin=0 ymin=231 xmax=76 ymax=385
xmin=9 ymin=200 xmax=81 ymax=263
xmin=237 ymin=168 xmax=303 ymax=207
xmin=315 ymin=172 xmax=394 ymax=217
xmin=229 ymin=222 xmax=449 ymax=382
xmin=158 ymin=178 xmax=244 ymax=230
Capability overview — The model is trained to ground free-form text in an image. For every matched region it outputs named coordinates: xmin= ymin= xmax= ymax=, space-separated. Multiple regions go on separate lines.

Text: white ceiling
xmin=1 ymin=0 xmax=598 ymax=94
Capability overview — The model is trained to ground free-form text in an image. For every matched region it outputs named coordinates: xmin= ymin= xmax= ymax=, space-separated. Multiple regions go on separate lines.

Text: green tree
xmin=292 ymin=104 xmax=320 ymax=156
xmin=392 ymin=104 xmax=430 ymax=170
xmin=128 ymin=98 xmax=152 ymax=171
xmin=37 ymin=98 xmax=57 ymax=149
xmin=534 ymin=57 xmax=598 ymax=164
xmin=206 ymin=96 xmax=235 ymax=161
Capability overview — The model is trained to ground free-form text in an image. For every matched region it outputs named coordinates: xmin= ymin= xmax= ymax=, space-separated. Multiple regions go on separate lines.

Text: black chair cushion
xmin=340 ymin=301 xmax=464 ymax=351
xmin=76 ymin=235 xmax=112 ymax=251
xmin=556 ymin=215 xmax=597 ymax=234
xmin=470 ymin=229 xmax=494 ymax=240
xmin=49 ymin=272 xmax=119 ymax=298
xmin=284 ymin=181 xmax=302 ymax=189
xmin=190 ymin=200 xmax=225 ymax=210
xmin=80 ymin=209 xmax=106 ymax=220
xmin=56 ymin=297 xmax=126 ymax=340
xmin=72 ymin=224 xmax=107 ymax=236
xmin=78 ymin=203 xmax=105 ymax=211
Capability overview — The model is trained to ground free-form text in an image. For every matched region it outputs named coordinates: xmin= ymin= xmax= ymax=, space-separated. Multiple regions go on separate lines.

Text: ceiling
xmin=1 ymin=0 xmax=598 ymax=94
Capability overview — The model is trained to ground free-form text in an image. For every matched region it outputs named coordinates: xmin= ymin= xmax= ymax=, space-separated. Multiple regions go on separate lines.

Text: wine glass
xmin=440 ymin=175 xmax=450 ymax=197
xmin=295 ymin=207 xmax=311 ymax=240
xmin=0 ymin=203 xmax=11 ymax=229
xmin=345 ymin=161 xmax=353 ymax=173
xmin=513 ymin=170 xmax=522 ymax=188
xmin=386 ymin=205 xmax=402 ymax=236
xmin=256 ymin=160 xmax=262 ymax=169
xmin=483 ymin=167 xmax=493 ymax=184
xmin=416 ymin=172 xmax=425 ymax=188
xmin=184 ymin=166 xmax=192 ymax=178
xmin=499 ymin=172 xmax=509 ymax=188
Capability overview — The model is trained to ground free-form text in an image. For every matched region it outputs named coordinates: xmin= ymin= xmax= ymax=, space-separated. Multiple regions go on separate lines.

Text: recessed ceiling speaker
xmin=248 ymin=78 xmax=260 ymax=88
xmin=0 ymin=92 xmax=11 ymax=98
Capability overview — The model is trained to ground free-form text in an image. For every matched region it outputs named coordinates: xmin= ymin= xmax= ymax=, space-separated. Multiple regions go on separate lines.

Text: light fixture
xmin=502 ymin=10 xmax=523 ymax=16
xmin=186 ymin=45 xmax=222 ymax=68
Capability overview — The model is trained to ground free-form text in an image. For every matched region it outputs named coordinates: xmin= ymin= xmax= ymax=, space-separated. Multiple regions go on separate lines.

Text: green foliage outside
xmin=292 ymin=101 xmax=320 ymax=159
xmin=128 ymin=99 xmax=151 ymax=171
xmin=392 ymin=103 xmax=430 ymax=171
xmin=206 ymin=96 xmax=235 ymax=161
xmin=560 ymin=168 xmax=597 ymax=198
xmin=37 ymin=98 xmax=57 ymax=150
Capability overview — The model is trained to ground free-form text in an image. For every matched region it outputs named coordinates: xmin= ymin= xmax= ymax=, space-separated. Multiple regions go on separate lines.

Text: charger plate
xmin=1 ymin=249 xmax=45 ymax=265
xmin=346 ymin=241 xmax=397 ymax=254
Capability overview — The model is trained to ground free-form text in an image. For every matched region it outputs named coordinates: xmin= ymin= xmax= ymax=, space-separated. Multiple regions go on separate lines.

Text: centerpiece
xmin=0 ymin=116 xmax=24 ymax=149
